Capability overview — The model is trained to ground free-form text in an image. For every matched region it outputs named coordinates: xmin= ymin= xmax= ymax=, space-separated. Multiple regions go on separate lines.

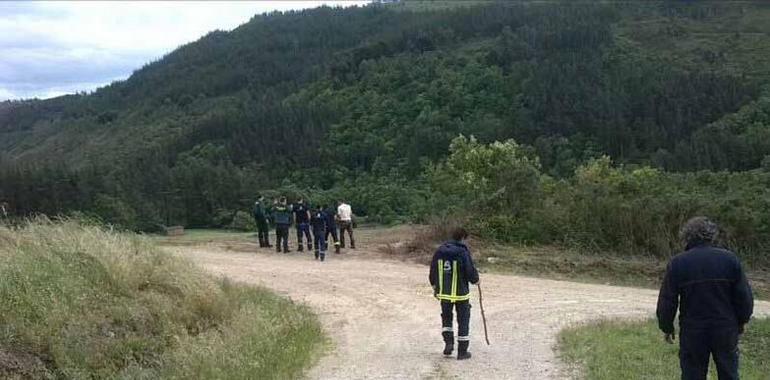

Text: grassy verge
xmin=559 ymin=318 xmax=770 ymax=380
xmin=0 ymin=219 xmax=324 ymax=379
xmin=390 ymin=224 xmax=769 ymax=299
xmin=152 ymin=229 xmax=255 ymax=245
xmin=476 ymin=244 xmax=769 ymax=299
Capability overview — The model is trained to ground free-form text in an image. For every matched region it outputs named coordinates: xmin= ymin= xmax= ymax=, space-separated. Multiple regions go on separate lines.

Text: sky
xmin=0 ymin=1 xmax=370 ymax=101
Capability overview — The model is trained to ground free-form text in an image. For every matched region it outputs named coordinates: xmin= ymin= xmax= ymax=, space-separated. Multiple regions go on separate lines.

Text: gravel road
xmin=172 ymin=226 xmax=770 ymax=380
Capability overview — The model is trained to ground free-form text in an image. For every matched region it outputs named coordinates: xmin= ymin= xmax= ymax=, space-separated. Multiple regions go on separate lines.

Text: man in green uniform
xmin=253 ymin=195 xmax=271 ymax=248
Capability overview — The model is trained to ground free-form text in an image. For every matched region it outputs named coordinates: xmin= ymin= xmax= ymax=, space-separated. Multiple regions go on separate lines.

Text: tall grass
xmin=0 ymin=218 xmax=323 ymax=379
xmin=559 ymin=319 xmax=770 ymax=380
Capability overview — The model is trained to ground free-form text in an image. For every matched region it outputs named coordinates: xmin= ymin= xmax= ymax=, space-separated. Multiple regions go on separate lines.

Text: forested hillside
xmin=2 ymin=1 xmax=770 ymax=260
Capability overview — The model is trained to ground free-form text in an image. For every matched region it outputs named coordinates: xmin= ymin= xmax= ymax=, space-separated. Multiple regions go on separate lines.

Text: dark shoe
xmin=276 ymin=247 xmax=282 ymax=253
xmin=283 ymin=248 xmax=289 ymax=254
xmin=297 ymin=247 xmax=304 ymax=252
xmin=443 ymin=343 xmax=454 ymax=357
xmin=350 ymin=245 xmax=356 ymax=249
xmin=320 ymin=254 xmax=325 ymax=262
xmin=457 ymin=351 xmax=471 ymax=360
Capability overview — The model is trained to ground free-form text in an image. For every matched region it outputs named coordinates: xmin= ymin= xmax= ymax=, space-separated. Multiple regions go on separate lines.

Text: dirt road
xmin=172 ymin=226 xmax=770 ymax=380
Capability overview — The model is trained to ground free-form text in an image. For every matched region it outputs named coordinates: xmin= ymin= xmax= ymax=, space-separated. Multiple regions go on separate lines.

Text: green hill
xmin=1 ymin=1 xmax=770 ymax=239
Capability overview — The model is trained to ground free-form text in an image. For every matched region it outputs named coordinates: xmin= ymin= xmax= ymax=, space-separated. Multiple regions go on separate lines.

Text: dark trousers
xmin=313 ymin=229 xmax=327 ymax=259
xmin=339 ymin=221 xmax=355 ymax=248
xmin=275 ymin=224 xmax=289 ymax=252
xmin=441 ymin=301 xmax=471 ymax=352
xmin=325 ymin=225 xmax=338 ymax=244
xmin=256 ymin=220 xmax=269 ymax=247
xmin=680 ymin=327 xmax=739 ymax=380
xmin=326 ymin=226 xmax=339 ymax=252
xmin=296 ymin=223 xmax=312 ymax=249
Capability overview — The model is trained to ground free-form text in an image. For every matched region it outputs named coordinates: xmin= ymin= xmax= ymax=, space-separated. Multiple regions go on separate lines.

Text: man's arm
xmin=656 ymin=261 xmax=679 ymax=335
xmin=429 ymin=251 xmax=439 ymax=287
xmin=733 ymin=259 xmax=754 ymax=327
xmin=464 ymin=250 xmax=480 ymax=285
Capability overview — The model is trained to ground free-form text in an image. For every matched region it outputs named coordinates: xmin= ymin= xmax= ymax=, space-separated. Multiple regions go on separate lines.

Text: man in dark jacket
xmin=310 ymin=205 xmax=328 ymax=261
xmin=252 ymin=196 xmax=271 ymax=248
xmin=657 ymin=217 xmax=754 ymax=380
xmin=293 ymin=198 xmax=312 ymax=252
xmin=429 ymin=227 xmax=479 ymax=360
xmin=324 ymin=204 xmax=340 ymax=254
xmin=271 ymin=197 xmax=292 ymax=253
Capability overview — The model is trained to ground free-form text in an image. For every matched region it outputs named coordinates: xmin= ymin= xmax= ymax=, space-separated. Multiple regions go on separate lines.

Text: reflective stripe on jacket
xmin=429 ymin=240 xmax=479 ymax=303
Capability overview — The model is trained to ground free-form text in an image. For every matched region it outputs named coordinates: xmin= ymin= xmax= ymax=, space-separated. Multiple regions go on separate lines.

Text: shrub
xmin=229 ymin=211 xmax=256 ymax=231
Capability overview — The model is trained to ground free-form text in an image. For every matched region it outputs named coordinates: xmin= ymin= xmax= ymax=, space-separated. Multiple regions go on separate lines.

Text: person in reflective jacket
xmin=656 ymin=217 xmax=753 ymax=380
xmin=429 ymin=227 xmax=479 ymax=360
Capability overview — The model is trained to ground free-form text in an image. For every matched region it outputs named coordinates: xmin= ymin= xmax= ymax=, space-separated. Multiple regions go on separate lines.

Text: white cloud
xmin=0 ymin=1 xmax=370 ymax=101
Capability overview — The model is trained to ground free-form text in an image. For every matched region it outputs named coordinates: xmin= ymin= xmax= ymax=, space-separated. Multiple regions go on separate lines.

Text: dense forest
xmin=1 ymin=1 xmax=770 ymax=261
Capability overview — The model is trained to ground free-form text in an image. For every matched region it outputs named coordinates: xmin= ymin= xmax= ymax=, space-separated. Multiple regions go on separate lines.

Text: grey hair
xmin=680 ymin=216 xmax=719 ymax=246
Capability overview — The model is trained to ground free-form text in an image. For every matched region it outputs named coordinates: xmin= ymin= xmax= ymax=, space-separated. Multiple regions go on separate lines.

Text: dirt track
xmin=172 ymin=226 xmax=770 ymax=380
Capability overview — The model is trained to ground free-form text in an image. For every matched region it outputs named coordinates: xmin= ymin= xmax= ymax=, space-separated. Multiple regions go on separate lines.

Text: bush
xmin=229 ymin=211 xmax=256 ymax=231
xmin=427 ymin=138 xmax=770 ymax=266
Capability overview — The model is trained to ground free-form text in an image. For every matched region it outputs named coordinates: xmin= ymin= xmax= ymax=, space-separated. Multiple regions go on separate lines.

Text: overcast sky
xmin=0 ymin=1 xmax=369 ymax=101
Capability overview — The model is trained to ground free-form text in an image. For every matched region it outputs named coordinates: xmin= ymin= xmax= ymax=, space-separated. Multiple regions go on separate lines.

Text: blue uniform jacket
xmin=429 ymin=240 xmax=479 ymax=303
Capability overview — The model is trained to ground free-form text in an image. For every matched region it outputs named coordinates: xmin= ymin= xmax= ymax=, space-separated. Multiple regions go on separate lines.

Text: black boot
xmin=443 ymin=342 xmax=454 ymax=356
xmin=457 ymin=341 xmax=471 ymax=360
xmin=335 ymin=243 xmax=340 ymax=254
xmin=442 ymin=331 xmax=454 ymax=357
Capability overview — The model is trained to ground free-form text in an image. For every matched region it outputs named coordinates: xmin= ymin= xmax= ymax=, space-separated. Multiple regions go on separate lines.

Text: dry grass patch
xmin=0 ymin=219 xmax=323 ymax=379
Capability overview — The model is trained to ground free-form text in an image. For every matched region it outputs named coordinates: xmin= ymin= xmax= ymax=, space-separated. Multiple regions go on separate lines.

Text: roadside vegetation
xmin=0 ymin=219 xmax=324 ymax=379
xmin=559 ymin=318 xmax=770 ymax=380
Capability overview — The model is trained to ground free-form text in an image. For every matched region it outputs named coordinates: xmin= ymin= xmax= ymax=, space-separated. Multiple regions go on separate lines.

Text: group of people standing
xmin=252 ymin=195 xmax=355 ymax=261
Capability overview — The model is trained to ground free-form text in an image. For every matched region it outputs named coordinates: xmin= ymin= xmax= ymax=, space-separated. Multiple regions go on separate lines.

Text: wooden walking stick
xmin=477 ymin=283 xmax=490 ymax=345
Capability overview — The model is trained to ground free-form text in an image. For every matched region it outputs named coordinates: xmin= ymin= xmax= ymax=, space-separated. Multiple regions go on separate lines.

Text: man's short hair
xmin=680 ymin=216 xmax=719 ymax=246
xmin=450 ymin=227 xmax=469 ymax=241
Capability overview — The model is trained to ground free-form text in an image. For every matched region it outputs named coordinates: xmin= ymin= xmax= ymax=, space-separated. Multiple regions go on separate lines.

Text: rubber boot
xmin=457 ymin=341 xmax=471 ymax=360
xmin=442 ymin=332 xmax=454 ymax=357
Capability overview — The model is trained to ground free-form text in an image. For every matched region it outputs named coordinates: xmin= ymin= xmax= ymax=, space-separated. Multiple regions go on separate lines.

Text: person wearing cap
xmin=657 ymin=216 xmax=754 ymax=380
xmin=429 ymin=227 xmax=479 ymax=360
